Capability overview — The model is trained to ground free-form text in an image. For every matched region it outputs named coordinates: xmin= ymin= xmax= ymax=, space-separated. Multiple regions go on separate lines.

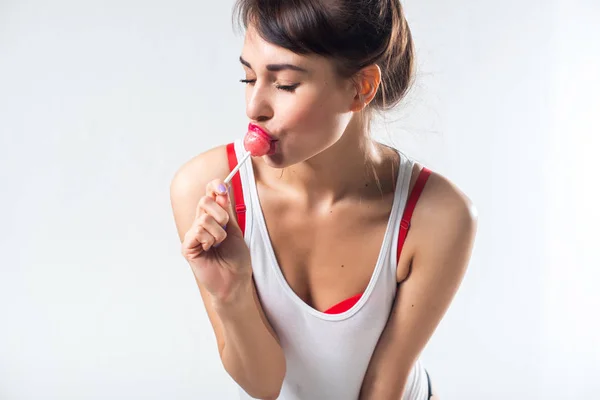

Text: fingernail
xmin=218 ymin=184 xmax=227 ymax=194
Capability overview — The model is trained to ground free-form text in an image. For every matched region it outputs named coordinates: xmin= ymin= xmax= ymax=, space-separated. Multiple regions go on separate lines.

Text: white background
xmin=1 ymin=0 xmax=598 ymax=399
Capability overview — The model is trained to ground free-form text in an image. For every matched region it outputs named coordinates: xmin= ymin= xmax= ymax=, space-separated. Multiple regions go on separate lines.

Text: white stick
xmin=224 ymin=151 xmax=252 ymax=185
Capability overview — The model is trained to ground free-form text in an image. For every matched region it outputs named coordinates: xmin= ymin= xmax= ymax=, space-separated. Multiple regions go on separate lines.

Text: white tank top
xmin=232 ymin=139 xmax=430 ymax=400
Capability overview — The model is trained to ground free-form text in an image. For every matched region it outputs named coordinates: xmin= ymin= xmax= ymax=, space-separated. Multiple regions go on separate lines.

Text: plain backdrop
xmin=1 ymin=0 xmax=598 ymax=399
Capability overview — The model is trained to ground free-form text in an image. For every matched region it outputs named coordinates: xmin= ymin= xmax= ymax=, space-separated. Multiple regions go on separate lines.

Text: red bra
xmin=226 ymin=143 xmax=431 ymax=314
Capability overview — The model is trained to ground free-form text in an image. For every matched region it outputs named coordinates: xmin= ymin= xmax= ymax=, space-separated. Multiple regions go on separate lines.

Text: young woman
xmin=171 ymin=1 xmax=478 ymax=399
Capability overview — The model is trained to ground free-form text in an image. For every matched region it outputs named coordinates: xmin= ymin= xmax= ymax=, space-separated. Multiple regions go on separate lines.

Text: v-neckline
xmin=243 ymin=144 xmax=406 ymax=321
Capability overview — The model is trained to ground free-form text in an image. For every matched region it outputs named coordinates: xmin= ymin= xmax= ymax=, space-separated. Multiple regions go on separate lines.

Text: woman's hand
xmin=181 ymin=179 xmax=252 ymax=304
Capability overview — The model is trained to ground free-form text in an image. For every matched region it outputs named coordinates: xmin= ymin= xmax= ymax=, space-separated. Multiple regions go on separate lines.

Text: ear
xmin=349 ymin=64 xmax=381 ymax=112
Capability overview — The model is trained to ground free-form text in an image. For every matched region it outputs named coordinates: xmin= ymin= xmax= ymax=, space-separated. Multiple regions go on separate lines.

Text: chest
xmin=257 ymin=190 xmax=412 ymax=313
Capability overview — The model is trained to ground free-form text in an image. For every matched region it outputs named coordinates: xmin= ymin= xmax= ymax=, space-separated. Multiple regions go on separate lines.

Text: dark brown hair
xmin=232 ymin=0 xmax=415 ymax=120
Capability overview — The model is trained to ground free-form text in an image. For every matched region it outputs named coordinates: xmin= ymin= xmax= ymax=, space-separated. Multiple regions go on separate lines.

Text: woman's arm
xmin=359 ymin=174 xmax=478 ymax=399
xmin=170 ymin=146 xmax=286 ymax=400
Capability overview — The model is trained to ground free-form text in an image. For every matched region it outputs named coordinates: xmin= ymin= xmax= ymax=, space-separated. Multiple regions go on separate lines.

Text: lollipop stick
xmin=224 ymin=151 xmax=251 ymax=185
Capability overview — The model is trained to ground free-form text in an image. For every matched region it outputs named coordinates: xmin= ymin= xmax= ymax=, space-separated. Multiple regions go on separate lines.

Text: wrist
xmin=211 ymin=277 xmax=254 ymax=317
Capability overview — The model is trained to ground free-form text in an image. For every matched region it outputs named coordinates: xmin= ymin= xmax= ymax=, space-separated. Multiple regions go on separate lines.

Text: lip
xmin=248 ymin=123 xmax=277 ymax=142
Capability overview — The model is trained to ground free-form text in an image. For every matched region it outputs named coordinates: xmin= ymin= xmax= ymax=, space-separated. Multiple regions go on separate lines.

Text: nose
xmin=245 ymin=83 xmax=273 ymax=123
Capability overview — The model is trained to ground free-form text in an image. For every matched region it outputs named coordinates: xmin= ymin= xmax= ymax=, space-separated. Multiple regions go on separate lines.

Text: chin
xmin=261 ymin=152 xmax=287 ymax=168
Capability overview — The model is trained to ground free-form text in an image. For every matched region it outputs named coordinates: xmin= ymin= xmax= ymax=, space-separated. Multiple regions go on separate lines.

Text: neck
xmin=254 ymin=118 xmax=394 ymax=210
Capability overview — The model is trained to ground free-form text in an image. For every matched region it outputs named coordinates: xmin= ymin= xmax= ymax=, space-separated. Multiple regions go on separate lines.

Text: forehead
xmin=241 ymin=25 xmax=330 ymax=74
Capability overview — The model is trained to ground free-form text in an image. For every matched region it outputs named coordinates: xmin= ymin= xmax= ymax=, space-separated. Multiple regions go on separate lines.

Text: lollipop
xmin=224 ymin=124 xmax=277 ymax=185
xmin=244 ymin=124 xmax=276 ymax=156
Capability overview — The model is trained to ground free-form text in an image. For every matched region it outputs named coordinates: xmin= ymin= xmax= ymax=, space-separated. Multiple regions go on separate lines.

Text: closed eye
xmin=239 ymin=79 xmax=299 ymax=93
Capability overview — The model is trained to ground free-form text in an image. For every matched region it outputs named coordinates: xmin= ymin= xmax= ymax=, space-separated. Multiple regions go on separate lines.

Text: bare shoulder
xmin=410 ymin=163 xmax=479 ymax=258
xmin=170 ymin=144 xmax=231 ymax=203
xmin=414 ymin=165 xmax=477 ymax=220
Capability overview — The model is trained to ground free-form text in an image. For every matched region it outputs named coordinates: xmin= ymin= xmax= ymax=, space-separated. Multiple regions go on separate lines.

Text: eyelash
xmin=239 ymin=79 xmax=298 ymax=92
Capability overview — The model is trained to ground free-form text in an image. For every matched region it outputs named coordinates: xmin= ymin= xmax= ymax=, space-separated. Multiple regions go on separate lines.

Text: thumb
xmin=212 ymin=182 xmax=242 ymax=234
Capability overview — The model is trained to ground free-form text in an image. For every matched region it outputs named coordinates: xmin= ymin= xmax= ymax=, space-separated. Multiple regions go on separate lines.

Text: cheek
xmin=281 ymin=90 xmax=346 ymax=137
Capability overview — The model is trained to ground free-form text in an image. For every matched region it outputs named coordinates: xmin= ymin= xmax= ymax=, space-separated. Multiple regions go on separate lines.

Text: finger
xmin=206 ymin=178 xmax=229 ymax=199
xmin=182 ymin=224 xmax=214 ymax=256
xmin=193 ymin=218 xmax=217 ymax=252
xmin=214 ymin=191 xmax=233 ymax=217
xmin=206 ymin=179 xmax=238 ymax=231
xmin=197 ymin=213 xmax=228 ymax=247
xmin=195 ymin=179 xmax=227 ymax=219
xmin=197 ymin=195 xmax=230 ymax=227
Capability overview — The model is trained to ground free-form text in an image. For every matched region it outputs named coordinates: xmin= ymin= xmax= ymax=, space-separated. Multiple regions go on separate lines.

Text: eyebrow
xmin=239 ymin=56 xmax=309 ymax=73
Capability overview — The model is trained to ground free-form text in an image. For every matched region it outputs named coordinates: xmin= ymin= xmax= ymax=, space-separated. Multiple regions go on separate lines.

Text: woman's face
xmin=240 ymin=24 xmax=358 ymax=168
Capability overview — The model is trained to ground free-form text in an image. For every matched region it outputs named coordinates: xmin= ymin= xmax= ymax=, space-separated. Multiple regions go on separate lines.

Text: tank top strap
xmin=396 ymin=166 xmax=432 ymax=264
xmin=227 ymin=141 xmax=431 ymax=267
xmin=226 ymin=142 xmax=247 ymax=235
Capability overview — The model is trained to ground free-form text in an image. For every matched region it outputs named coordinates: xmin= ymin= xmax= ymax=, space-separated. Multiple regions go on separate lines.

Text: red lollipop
xmin=244 ymin=124 xmax=276 ymax=156
xmin=224 ymin=123 xmax=277 ymax=186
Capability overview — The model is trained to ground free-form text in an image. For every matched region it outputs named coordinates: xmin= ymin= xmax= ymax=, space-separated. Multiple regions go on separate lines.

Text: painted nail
xmin=218 ymin=184 xmax=227 ymax=194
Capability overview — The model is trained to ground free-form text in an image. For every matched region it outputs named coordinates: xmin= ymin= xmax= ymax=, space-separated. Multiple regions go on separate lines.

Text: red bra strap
xmin=226 ymin=143 xmax=246 ymax=235
xmin=397 ymin=166 xmax=432 ymax=264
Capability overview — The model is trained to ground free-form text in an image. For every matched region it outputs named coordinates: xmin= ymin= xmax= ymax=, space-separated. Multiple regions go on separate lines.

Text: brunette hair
xmin=232 ymin=0 xmax=415 ymax=120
